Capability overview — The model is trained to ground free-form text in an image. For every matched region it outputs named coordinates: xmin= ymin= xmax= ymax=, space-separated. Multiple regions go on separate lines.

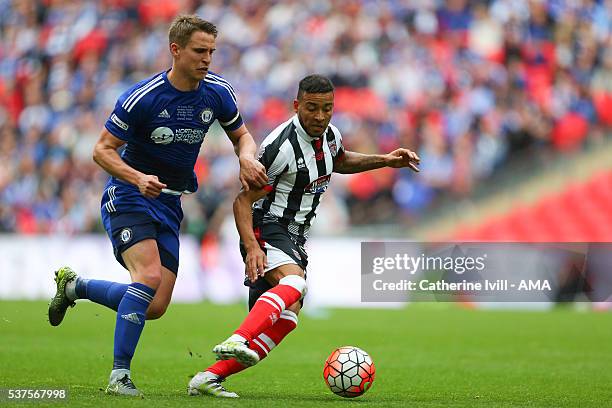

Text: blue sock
xmin=76 ymin=279 xmax=128 ymax=311
xmin=113 ymin=283 xmax=156 ymax=370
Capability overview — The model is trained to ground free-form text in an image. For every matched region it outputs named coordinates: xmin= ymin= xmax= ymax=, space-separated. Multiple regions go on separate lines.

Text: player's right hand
xmin=239 ymin=156 xmax=268 ymax=191
xmin=137 ymin=174 xmax=167 ymax=198
xmin=245 ymin=246 xmax=268 ymax=283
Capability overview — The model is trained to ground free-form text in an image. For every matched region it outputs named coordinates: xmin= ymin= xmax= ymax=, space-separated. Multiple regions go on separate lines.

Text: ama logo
xmin=305 ymin=175 xmax=331 ymax=194
xmin=151 ymin=127 xmax=174 ymax=145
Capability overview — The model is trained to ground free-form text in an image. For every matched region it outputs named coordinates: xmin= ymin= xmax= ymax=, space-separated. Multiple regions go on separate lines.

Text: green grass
xmin=0 ymin=301 xmax=611 ymax=407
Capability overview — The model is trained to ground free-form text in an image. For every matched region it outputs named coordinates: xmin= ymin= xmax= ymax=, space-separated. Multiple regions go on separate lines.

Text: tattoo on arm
xmin=333 ymin=151 xmax=387 ymax=174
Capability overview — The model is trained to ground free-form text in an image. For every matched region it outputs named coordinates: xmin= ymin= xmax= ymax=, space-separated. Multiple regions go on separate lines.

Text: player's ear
xmin=293 ymin=99 xmax=299 ymax=113
xmin=169 ymin=42 xmax=180 ymax=58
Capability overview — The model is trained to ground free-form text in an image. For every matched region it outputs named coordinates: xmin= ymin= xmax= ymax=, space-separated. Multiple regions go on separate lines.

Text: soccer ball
xmin=323 ymin=346 xmax=375 ymax=398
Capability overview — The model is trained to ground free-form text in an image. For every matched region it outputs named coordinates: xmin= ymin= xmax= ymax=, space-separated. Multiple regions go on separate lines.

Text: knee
xmin=146 ymin=304 xmax=168 ymax=320
xmin=279 ymin=275 xmax=307 ymax=298
xmin=137 ymin=268 xmax=162 ymax=289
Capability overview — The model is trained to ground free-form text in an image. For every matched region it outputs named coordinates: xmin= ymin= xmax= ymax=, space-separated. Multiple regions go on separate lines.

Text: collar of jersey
xmin=162 ymin=69 xmax=203 ymax=94
xmin=292 ymin=115 xmax=322 ymax=142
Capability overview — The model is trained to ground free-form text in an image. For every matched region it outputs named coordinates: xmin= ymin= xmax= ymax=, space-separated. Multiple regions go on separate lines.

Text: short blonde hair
xmin=168 ymin=15 xmax=217 ymax=47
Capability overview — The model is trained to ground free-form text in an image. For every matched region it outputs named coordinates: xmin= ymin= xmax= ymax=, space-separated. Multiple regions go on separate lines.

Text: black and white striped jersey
xmin=253 ymin=115 xmax=345 ymax=239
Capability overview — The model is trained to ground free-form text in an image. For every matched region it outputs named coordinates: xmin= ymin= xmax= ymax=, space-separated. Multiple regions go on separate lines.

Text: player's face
xmin=173 ymin=31 xmax=216 ymax=81
xmin=294 ymin=92 xmax=334 ymax=137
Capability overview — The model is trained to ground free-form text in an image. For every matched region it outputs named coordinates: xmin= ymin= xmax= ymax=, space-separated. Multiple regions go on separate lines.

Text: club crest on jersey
xmin=328 ymin=139 xmax=338 ymax=156
xmin=200 ymin=108 xmax=213 ymax=124
xmin=305 ymin=174 xmax=331 ymax=194
xmin=119 ymin=228 xmax=132 ymax=244
xmin=151 ymin=127 xmax=174 ymax=145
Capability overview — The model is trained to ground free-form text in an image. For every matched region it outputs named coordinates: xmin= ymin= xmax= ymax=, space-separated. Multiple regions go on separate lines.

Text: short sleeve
xmin=212 ymin=76 xmax=244 ymax=132
xmin=104 ymin=88 xmax=144 ymax=142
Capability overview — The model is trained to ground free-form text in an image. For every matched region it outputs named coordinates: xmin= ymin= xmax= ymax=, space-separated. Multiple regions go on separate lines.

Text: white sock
xmin=65 ymin=279 xmax=79 ymax=302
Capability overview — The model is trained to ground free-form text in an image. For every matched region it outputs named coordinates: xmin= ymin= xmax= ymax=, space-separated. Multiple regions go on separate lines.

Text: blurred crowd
xmin=1 ymin=0 xmax=611 ymax=236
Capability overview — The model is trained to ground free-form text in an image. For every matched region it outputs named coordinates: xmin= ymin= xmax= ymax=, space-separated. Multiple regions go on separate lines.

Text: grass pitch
xmin=0 ymin=301 xmax=610 ymax=407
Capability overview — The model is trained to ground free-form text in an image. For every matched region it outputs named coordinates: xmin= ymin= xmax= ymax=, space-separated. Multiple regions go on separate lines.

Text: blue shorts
xmin=101 ymin=178 xmax=183 ymax=274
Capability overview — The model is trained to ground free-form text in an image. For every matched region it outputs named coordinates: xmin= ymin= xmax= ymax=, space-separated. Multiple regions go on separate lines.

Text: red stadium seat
xmin=593 ymin=93 xmax=612 ymax=126
xmin=551 ymin=113 xmax=589 ymax=152
xmin=449 ymin=171 xmax=612 ymax=242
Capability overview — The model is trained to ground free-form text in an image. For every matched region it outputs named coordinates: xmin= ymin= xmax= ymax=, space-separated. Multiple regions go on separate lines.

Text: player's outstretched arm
xmin=233 ymin=187 xmax=270 ymax=283
xmin=226 ymin=125 xmax=268 ymax=191
xmin=93 ymin=128 xmax=167 ymax=198
xmin=333 ymin=148 xmax=420 ymax=174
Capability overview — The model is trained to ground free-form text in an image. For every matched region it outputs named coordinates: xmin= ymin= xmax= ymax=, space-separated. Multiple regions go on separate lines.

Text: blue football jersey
xmin=104 ymin=70 xmax=243 ymax=192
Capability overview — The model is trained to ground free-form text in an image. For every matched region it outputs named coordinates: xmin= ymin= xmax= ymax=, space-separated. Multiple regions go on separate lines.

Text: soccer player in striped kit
xmin=47 ymin=15 xmax=267 ymax=397
xmin=188 ymin=74 xmax=420 ymax=398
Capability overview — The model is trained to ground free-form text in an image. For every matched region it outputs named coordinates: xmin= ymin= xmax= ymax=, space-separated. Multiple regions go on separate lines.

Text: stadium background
xmin=0 ymin=1 xmax=611 ymax=406
xmin=1 ymin=0 xmax=610 ymax=304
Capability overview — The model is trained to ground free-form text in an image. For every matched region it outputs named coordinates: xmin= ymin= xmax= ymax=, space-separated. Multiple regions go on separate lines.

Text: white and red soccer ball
xmin=323 ymin=346 xmax=375 ymax=398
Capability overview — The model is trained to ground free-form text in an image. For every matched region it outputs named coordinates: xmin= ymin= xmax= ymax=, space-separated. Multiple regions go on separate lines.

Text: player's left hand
xmin=385 ymin=148 xmax=420 ymax=172
xmin=239 ymin=156 xmax=268 ymax=191
xmin=245 ymin=245 xmax=268 ymax=283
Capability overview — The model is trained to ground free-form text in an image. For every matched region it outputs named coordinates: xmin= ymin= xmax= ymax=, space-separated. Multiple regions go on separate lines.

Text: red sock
xmin=234 ymin=280 xmax=303 ymax=342
xmin=250 ymin=310 xmax=298 ymax=358
xmin=206 ymin=310 xmax=299 ymax=378
xmin=206 ymin=358 xmax=244 ymax=378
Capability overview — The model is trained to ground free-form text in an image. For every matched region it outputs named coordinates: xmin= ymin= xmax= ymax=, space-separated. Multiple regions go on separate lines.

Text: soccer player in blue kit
xmin=47 ymin=15 xmax=267 ymax=397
